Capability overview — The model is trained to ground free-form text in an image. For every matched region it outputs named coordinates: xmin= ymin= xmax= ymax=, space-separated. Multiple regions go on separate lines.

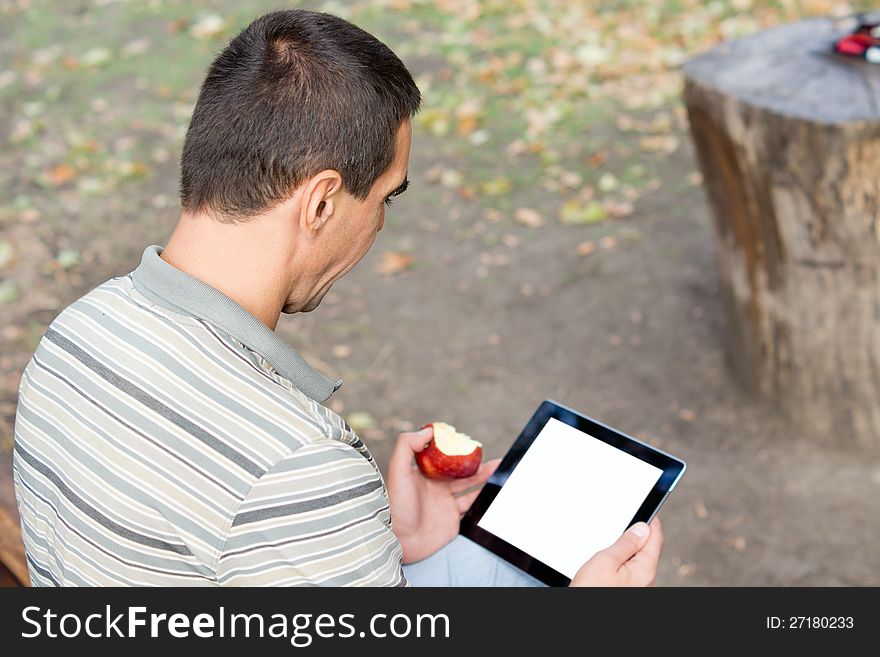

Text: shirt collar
xmin=130 ymin=244 xmax=342 ymax=403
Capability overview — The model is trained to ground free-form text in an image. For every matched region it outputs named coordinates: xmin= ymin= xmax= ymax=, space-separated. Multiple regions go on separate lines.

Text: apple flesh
xmin=415 ymin=422 xmax=483 ymax=479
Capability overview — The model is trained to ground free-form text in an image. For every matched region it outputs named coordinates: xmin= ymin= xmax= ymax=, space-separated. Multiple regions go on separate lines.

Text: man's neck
xmin=160 ymin=213 xmax=294 ymax=331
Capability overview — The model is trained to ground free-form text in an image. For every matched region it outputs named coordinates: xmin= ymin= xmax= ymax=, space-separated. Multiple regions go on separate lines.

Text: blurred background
xmin=1 ymin=0 xmax=878 ymax=586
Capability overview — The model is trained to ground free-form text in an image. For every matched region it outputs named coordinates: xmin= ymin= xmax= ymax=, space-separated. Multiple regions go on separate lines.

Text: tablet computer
xmin=459 ymin=400 xmax=686 ymax=586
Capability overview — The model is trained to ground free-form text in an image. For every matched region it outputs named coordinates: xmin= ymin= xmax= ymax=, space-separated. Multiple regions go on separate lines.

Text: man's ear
xmin=299 ymin=169 xmax=344 ymax=237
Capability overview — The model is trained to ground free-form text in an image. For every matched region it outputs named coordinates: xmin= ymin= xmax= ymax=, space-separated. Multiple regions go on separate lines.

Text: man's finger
xmin=387 ymin=427 xmax=433 ymax=481
xmin=595 ymin=522 xmax=651 ymax=567
xmin=450 ymin=458 xmax=501 ymax=494
xmin=626 ymin=517 xmax=664 ymax=572
xmin=455 ymin=488 xmax=481 ymax=514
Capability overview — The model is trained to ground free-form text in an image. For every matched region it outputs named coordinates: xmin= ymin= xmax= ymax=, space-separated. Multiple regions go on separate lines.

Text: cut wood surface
xmin=684 ymin=17 xmax=880 ymax=449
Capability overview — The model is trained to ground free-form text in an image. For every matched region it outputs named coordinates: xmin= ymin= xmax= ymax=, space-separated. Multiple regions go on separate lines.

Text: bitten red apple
xmin=415 ymin=422 xmax=483 ymax=479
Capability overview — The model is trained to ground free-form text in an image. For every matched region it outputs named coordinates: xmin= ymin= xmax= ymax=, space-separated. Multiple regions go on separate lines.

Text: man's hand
xmin=570 ymin=517 xmax=664 ymax=586
xmin=387 ymin=426 xmax=500 ymax=564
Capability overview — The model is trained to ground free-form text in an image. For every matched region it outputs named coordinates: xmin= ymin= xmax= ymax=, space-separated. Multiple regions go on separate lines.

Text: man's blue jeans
xmin=402 ymin=535 xmax=547 ymax=587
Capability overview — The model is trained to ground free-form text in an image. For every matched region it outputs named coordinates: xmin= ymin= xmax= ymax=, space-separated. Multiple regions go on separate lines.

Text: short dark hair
xmin=179 ymin=9 xmax=421 ymax=222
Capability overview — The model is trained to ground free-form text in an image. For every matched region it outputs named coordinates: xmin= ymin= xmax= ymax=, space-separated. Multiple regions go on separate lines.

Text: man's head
xmin=176 ymin=9 xmax=420 ymax=313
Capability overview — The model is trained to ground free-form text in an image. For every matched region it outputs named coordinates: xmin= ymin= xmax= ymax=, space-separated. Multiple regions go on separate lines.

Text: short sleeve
xmin=216 ymin=440 xmax=406 ymax=586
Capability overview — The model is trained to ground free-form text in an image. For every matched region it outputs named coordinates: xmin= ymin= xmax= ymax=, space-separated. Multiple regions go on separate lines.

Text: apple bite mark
xmin=414 ymin=422 xmax=483 ymax=479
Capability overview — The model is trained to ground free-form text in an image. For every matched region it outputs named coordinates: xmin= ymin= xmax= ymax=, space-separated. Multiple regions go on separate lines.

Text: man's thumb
xmin=598 ymin=522 xmax=651 ymax=566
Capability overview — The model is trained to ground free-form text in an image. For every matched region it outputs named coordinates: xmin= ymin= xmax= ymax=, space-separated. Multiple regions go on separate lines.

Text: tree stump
xmin=683 ymin=17 xmax=880 ymax=450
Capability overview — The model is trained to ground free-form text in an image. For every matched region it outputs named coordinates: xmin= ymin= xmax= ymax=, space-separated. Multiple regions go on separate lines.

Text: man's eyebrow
xmin=386 ymin=175 xmax=410 ymax=198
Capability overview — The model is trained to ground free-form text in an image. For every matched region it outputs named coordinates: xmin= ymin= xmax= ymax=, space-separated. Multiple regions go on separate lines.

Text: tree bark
xmin=683 ymin=17 xmax=880 ymax=450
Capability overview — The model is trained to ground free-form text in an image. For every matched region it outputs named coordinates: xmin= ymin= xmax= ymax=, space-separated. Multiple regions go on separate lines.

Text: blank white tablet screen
xmin=477 ymin=417 xmax=663 ymax=579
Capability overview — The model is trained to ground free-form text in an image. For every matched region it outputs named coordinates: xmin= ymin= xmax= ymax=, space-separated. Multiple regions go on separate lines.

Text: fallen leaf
xmin=639 ymin=134 xmax=679 ymax=154
xmin=347 ymin=412 xmax=376 ymax=433
xmin=586 ymin=150 xmax=608 ymax=168
xmin=0 ymin=71 xmax=17 ymax=89
xmin=47 ymin=163 xmax=76 ymax=186
xmin=677 ymin=408 xmax=697 ymax=422
xmin=468 ymin=129 xmax=489 ymax=145
xmin=506 ymin=140 xmax=529 ymax=157
xmin=77 ymin=177 xmax=106 ymax=194
xmin=615 ymin=115 xmax=638 ymax=132
xmin=484 ymin=208 xmax=503 ymax=223
xmin=0 ymin=279 xmax=19 ymax=305
xmin=576 ymin=241 xmax=596 ymax=256
xmin=423 ymin=164 xmax=443 ymax=184
xmin=417 ymin=108 xmax=451 ymax=137
xmin=603 ymin=199 xmax=635 ymax=219
xmin=514 ymin=207 xmax=544 ymax=228
xmin=726 ymin=536 xmax=748 ymax=552
xmin=0 ymin=241 xmax=15 ymax=269
xmin=694 ymin=501 xmax=709 ymax=519
xmin=377 ymin=252 xmax=413 ymax=275
xmin=457 ymin=185 xmax=476 ymax=200
xmin=479 ymin=176 xmax=513 ymax=197
xmin=626 ymin=163 xmax=648 ymax=180
xmin=455 ymin=99 xmax=482 ymax=137
xmin=56 ymin=249 xmax=80 ymax=270
xmin=190 ymin=14 xmax=226 ymax=40
xmin=560 ymin=200 xmax=606 ymax=225
xmin=362 ymin=428 xmax=388 ymax=441
xmin=9 ymin=118 xmax=41 ymax=144
xmin=382 ymin=418 xmax=415 ymax=432
xmin=598 ymin=235 xmax=618 ymax=249
xmin=332 ymin=345 xmax=352 ymax=359
xmin=122 ymin=38 xmax=151 ymax=58
xmin=598 ymin=173 xmax=619 ymax=193
xmin=152 ymin=194 xmax=170 ymax=208
xmin=677 ymin=563 xmax=696 ymax=577
xmin=440 ymin=168 xmax=463 ymax=188
xmin=560 ymin=170 xmax=583 ymax=189
xmin=80 ymin=48 xmax=112 ymax=67
xmin=166 ymin=18 xmax=190 ymax=33
xmin=117 ymin=161 xmax=150 ymax=180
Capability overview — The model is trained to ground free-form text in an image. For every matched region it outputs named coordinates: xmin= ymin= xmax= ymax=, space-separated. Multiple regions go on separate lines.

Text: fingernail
xmin=630 ymin=522 xmax=649 ymax=538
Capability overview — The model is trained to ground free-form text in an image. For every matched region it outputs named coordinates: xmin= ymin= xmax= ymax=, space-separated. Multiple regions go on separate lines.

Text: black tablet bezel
xmin=459 ymin=400 xmax=687 ymax=587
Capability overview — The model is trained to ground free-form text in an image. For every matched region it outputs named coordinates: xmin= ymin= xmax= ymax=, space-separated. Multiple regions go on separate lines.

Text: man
xmin=13 ymin=9 xmax=662 ymax=586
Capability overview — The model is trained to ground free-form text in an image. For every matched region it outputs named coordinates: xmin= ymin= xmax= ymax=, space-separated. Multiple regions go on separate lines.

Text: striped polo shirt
xmin=12 ymin=244 xmax=407 ymax=586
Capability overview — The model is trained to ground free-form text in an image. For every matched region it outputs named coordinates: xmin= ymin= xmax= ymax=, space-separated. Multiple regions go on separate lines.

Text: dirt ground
xmin=1 ymin=0 xmax=878 ymax=586
xmin=307 ymin=135 xmax=880 ymax=587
